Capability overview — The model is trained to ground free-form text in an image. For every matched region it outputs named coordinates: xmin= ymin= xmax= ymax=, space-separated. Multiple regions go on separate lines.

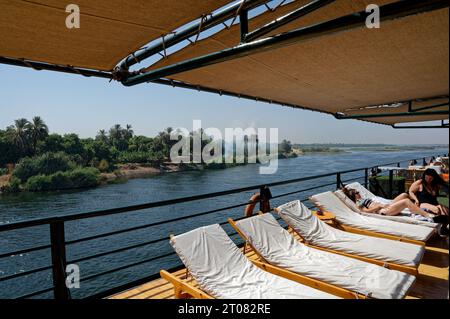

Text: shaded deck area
xmin=109 ymin=233 xmax=449 ymax=300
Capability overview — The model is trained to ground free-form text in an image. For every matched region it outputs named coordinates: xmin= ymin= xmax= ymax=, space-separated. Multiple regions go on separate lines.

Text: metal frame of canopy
xmin=0 ymin=0 xmax=448 ymax=128
xmin=120 ymin=0 xmax=450 ymax=86
xmin=118 ymin=0 xmax=274 ymax=71
xmin=0 ymin=56 xmax=113 ymax=79
xmin=407 ymin=102 xmax=449 ymax=113
xmin=392 ymin=120 xmax=449 ymax=129
xmin=336 ymin=110 xmax=449 ymax=120
xmin=337 ymin=97 xmax=449 ymax=127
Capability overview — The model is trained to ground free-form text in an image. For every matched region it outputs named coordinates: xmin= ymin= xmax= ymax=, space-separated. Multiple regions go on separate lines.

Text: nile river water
xmin=0 ymin=148 xmax=447 ymax=298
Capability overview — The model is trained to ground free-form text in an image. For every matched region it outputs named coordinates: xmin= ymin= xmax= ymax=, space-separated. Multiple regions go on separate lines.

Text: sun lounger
xmin=338 ymin=182 xmax=437 ymax=228
xmin=160 ymin=224 xmax=339 ymax=299
xmin=229 ymin=213 xmax=416 ymax=299
xmin=310 ymin=191 xmax=435 ymax=245
xmin=276 ymin=200 xmax=425 ymax=275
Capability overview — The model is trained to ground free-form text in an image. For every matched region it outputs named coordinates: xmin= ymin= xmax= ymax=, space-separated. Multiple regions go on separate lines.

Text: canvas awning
xmin=0 ymin=0 xmax=448 ymax=127
xmin=143 ymin=0 xmax=449 ymax=125
xmin=0 ymin=0 xmax=232 ymax=71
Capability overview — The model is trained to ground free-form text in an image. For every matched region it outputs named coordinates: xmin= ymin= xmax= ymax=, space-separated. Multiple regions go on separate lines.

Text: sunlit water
xmin=0 ymin=148 xmax=447 ymax=298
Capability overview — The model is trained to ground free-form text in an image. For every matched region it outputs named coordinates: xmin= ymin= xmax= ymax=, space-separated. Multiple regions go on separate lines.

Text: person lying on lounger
xmin=342 ymin=188 xmax=434 ymax=218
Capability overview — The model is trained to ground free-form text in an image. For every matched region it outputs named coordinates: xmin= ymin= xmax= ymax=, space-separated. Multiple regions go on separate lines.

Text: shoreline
xmin=1 ymin=148 xmax=446 ymax=194
xmin=100 ymin=163 xmax=183 ymax=183
xmin=0 ymin=160 xmax=260 ymax=194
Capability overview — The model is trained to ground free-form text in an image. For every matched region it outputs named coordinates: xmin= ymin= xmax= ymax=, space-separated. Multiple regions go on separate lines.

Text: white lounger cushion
xmin=170 ymin=224 xmax=338 ymax=299
xmin=277 ymin=200 xmax=425 ymax=267
xmin=310 ymin=191 xmax=435 ymax=242
xmin=343 ymin=182 xmax=437 ymax=227
xmin=235 ymin=213 xmax=415 ymax=299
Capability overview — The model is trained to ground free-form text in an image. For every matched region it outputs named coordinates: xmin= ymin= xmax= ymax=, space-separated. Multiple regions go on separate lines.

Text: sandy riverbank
xmin=100 ymin=164 xmax=182 ymax=183
xmin=0 ymin=175 xmax=9 ymax=188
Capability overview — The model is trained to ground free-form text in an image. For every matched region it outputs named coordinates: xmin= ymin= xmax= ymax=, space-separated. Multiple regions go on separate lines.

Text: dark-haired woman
xmin=409 ymin=168 xmax=449 ymax=216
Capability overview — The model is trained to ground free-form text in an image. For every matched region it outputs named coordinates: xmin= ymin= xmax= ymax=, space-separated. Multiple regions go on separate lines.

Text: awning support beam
xmin=335 ymin=109 xmax=449 ymax=120
xmin=244 ymin=0 xmax=336 ymax=42
xmin=0 ymin=56 xmax=113 ymax=79
xmin=392 ymin=120 xmax=449 ymax=129
xmin=151 ymin=78 xmax=333 ymax=116
xmin=409 ymin=101 xmax=449 ymax=112
xmin=118 ymin=0 xmax=270 ymax=71
xmin=121 ymin=0 xmax=450 ymax=86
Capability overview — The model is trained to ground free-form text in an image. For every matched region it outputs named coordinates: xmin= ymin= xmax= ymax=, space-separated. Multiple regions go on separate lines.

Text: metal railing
xmin=0 ymin=154 xmax=446 ymax=299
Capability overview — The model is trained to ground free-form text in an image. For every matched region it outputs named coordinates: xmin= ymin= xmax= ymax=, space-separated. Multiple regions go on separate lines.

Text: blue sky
xmin=0 ymin=64 xmax=448 ymax=145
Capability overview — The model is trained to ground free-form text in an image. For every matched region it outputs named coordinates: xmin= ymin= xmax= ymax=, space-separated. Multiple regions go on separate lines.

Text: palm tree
xmin=124 ymin=124 xmax=134 ymax=140
xmin=96 ymin=129 xmax=108 ymax=143
xmin=28 ymin=116 xmax=49 ymax=153
xmin=7 ymin=118 xmax=30 ymax=155
xmin=109 ymin=124 xmax=123 ymax=142
xmin=109 ymin=124 xmax=128 ymax=151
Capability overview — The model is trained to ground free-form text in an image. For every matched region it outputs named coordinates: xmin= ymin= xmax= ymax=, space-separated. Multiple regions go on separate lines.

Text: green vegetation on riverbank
xmin=292 ymin=144 xmax=345 ymax=154
xmin=0 ymin=117 xmax=297 ymax=193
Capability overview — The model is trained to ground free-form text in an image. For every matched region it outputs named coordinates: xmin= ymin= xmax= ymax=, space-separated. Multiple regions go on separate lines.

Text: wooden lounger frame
xmin=272 ymin=209 xmax=420 ymax=276
xmin=228 ymin=218 xmax=366 ymax=299
xmin=159 ymin=269 xmax=213 ymax=299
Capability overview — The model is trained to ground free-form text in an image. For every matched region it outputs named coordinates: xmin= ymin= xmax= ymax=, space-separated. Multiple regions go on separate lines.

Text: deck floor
xmin=109 ymin=234 xmax=449 ymax=300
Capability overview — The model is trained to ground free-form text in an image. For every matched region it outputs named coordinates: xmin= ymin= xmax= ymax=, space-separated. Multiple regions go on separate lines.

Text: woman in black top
xmin=409 ymin=169 xmax=449 ymax=216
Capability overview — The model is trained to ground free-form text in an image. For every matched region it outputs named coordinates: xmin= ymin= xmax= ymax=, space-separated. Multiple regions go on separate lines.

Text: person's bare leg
xmin=437 ymin=205 xmax=449 ymax=216
xmin=420 ymin=203 xmax=440 ymax=215
xmin=386 ymin=199 xmax=429 ymax=217
xmin=391 ymin=193 xmax=409 ymax=203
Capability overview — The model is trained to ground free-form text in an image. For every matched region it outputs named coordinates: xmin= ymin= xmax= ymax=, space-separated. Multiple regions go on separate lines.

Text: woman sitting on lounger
xmin=409 ymin=168 xmax=449 ymax=216
xmin=342 ymin=188 xmax=434 ymax=218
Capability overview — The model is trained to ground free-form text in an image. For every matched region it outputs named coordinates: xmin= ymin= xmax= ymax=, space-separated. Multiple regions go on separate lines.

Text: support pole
xmin=364 ymin=168 xmax=369 ymax=189
xmin=259 ymin=186 xmax=272 ymax=213
xmin=388 ymin=170 xmax=394 ymax=199
xmin=50 ymin=221 xmax=70 ymax=300
xmin=244 ymin=0 xmax=336 ymax=42
xmin=336 ymin=173 xmax=342 ymax=190
xmin=240 ymin=9 xmax=249 ymax=43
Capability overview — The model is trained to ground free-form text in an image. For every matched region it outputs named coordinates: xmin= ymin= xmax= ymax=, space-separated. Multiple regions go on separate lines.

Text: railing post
xmin=259 ymin=185 xmax=272 ymax=213
xmin=364 ymin=168 xmax=369 ymax=189
xmin=50 ymin=221 xmax=70 ymax=300
xmin=336 ymin=173 xmax=342 ymax=190
xmin=388 ymin=170 xmax=394 ymax=199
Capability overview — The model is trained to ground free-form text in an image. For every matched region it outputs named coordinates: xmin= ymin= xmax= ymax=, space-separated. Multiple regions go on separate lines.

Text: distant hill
xmin=292 ymin=143 xmax=448 ymax=148
xmin=292 ymin=144 xmax=448 ymax=153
